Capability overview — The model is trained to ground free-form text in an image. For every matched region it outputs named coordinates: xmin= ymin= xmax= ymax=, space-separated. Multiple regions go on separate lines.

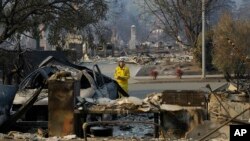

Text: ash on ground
xmin=112 ymin=113 xmax=155 ymax=138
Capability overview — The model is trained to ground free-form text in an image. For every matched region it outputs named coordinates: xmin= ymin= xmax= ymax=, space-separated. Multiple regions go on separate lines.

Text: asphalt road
xmin=84 ymin=62 xmax=226 ymax=99
xmin=128 ymin=82 xmax=226 ymax=98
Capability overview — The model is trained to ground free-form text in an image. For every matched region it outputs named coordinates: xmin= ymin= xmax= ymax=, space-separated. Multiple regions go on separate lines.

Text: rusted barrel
xmin=48 ymin=73 xmax=80 ymax=137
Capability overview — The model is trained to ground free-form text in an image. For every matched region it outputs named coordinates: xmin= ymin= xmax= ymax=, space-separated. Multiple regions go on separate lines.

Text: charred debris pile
xmin=0 ymin=56 xmax=249 ymax=141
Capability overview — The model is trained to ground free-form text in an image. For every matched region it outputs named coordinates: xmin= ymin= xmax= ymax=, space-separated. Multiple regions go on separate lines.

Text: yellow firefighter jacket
xmin=114 ymin=65 xmax=130 ymax=93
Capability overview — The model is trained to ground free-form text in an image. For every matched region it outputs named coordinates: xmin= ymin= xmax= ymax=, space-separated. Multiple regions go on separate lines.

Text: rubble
xmin=1 ymin=55 xmax=250 ymax=141
xmin=1 ymin=56 xmax=128 ymax=132
xmin=113 ymin=114 xmax=155 ymax=138
xmin=0 ymin=131 xmax=79 ymax=140
xmin=208 ymin=83 xmax=250 ymax=122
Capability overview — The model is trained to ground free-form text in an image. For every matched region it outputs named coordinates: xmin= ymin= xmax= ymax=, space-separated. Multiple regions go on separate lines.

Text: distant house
xmin=65 ymin=34 xmax=84 ymax=60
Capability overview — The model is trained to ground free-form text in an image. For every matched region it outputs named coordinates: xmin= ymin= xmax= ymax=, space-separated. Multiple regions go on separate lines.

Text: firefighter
xmin=114 ymin=58 xmax=130 ymax=96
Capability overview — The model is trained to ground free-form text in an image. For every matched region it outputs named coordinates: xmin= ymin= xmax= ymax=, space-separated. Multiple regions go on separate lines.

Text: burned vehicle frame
xmin=0 ymin=56 xmax=129 ymax=132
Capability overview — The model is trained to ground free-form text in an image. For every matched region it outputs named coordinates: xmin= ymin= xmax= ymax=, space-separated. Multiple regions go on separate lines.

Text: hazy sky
xmin=235 ymin=0 xmax=243 ymax=9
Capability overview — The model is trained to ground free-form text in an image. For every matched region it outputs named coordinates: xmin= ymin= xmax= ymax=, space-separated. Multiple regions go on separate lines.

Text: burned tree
xmin=143 ymin=0 xmax=234 ymax=47
xmin=0 ymin=0 xmax=108 ymax=84
xmin=213 ymin=13 xmax=250 ymax=89
xmin=0 ymin=0 xmax=108 ymax=47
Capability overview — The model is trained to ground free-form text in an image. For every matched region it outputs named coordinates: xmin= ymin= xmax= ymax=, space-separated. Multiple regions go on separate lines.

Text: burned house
xmin=0 ymin=54 xmax=249 ymax=140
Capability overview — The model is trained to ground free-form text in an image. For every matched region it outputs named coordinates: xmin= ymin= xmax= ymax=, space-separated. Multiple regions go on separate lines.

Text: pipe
xmin=206 ymin=84 xmax=231 ymax=117
xmin=198 ymin=107 xmax=250 ymax=141
xmin=211 ymin=92 xmax=231 ymax=117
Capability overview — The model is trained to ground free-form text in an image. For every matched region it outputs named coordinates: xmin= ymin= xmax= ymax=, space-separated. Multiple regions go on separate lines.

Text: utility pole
xmin=202 ymin=0 xmax=206 ymax=79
